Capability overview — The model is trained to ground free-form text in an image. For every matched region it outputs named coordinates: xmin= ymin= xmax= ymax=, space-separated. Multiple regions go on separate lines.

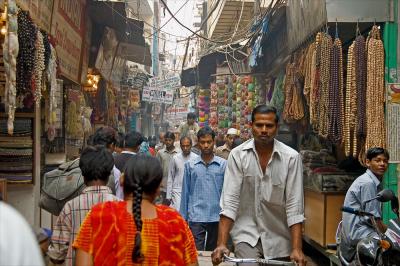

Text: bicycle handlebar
xmin=223 ymin=254 xmax=297 ymax=265
xmin=341 ymin=206 xmax=375 ymax=217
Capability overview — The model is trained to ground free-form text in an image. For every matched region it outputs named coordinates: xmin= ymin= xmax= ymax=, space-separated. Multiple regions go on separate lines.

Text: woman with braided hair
xmin=73 ymin=155 xmax=198 ymax=265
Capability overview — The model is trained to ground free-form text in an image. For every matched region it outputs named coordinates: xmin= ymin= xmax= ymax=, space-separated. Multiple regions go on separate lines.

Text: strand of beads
xmin=310 ymin=33 xmax=321 ymax=131
xmin=365 ymin=26 xmax=386 ymax=151
xmin=354 ymin=35 xmax=367 ymax=141
xmin=318 ymin=33 xmax=332 ymax=138
xmin=343 ymin=42 xmax=357 ymax=157
xmin=303 ymin=43 xmax=315 ymax=106
xmin=33 ymin=30 xmax=45 ymax=105
xmin=16 ymin=10 xmax=37 ymax=95
xmin=328 ymin=37 xmax=344 ymax=143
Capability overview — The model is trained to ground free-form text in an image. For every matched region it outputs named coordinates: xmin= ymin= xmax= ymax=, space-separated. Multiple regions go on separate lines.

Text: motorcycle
xmin=337 ymin=189 xmax=400 ymax=266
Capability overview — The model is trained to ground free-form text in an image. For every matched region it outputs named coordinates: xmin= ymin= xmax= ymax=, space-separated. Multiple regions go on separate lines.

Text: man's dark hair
xmin=164 ymin=131 xmax=175 ymax=140
xmin=251 ymin=105 xmax=279 ymax=123
xmin=366 ymin=147 xmax=389 ymax=161
xmin=125 ymin=131 xmax=143 ymax=149
xmin=197 ymin=126 xmax=215 ymax=140
xmin=79 ymin=145 xmax=114 ymax=184
xmin=115 ymin=132 xmax=125 ymax=148
xmin=92 ymin=127 xmax=117 ymax=147
xmin=180 ymin=136 xmax=192 ymax=145
xmin=232 ymin=138 xmax=244 ymax=149
xmin=187 ymin=112 xmax=196 ymax=120
xmin=148 ymin=135 xmax=157 ymax=148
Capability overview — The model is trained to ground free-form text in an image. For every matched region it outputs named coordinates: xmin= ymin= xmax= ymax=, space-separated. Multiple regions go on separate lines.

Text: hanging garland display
xmin=32 ymin=30 xmax=45 ymax=105
xmin=328 ymin=36 xmax=344 ymax=144
xmin=317 ymin=33 xmax=332 ymax=138
xmin=354 ymin=35 xmax=367 ymax=143
xmin=3 ymin=0 xmax=19 ymax=135
xmin=343 ymin=42 xmax=358 ymax=157
xmin=303 ymin=43 xmax=315 ymax=106
xmin=209 ymin=83 xmax=218 ymax=129
xmin=283 ymin=51 xmax=306 ymax=123
xmin=16 ymin=10 xmax=37 ymax=96
xmin=197 ymin=88 xmax=209 ymax=128
xmin=365 ymin=26 xmax=386 ymax=151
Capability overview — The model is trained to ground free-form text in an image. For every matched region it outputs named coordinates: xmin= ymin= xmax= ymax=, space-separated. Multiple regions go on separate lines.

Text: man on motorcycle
xmin=339 ymin=147 xmax=389 ymax=263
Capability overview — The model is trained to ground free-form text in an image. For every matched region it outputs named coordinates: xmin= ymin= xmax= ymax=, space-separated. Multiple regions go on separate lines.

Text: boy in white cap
xmin=215 ymin=128 xmax=238 ymax=159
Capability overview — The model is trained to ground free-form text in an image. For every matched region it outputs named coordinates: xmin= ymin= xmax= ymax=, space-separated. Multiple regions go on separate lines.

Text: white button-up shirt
xmin=220 ymin=138 xmax=305 ymax=259
xmin=166 ymin=152 xmax=198 ymax=211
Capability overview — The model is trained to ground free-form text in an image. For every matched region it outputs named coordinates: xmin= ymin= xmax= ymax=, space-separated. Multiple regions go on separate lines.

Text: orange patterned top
xmin=73 ymin=201 xmax=198 ymax=265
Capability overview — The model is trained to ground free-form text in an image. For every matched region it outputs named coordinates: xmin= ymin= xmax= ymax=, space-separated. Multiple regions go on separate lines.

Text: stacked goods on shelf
xmin=0 ymin=117 xmax=33 ymax=184
xmin=217 ymin=82 xmax=229 ymax=130
xmin=209 ymin=83 xmax=218 ymax=130
xmin=230 ymin=76 xmax=238 ymax=129
xmin=301 ymin=149 xmax=358 ymax=192
xmin=197 ymin=88 xmax=210 ymax=127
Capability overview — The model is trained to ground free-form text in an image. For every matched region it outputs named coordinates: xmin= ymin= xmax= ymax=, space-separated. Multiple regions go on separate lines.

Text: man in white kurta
xmin=166 ymin=136 xmax=198 ymax=210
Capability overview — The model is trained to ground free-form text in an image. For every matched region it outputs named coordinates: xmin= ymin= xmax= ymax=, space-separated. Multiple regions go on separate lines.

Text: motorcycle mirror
xmin=376 ymin=189 xmax=396 ymax=202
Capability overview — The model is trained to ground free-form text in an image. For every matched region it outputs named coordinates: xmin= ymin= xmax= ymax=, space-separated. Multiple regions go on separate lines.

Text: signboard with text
xmin=17 ymin=0 xmax=54 ymax=32
xmin=142 ymin=86 xmax=173 ymax=104
xmin=148 ymin=73 xmax=181 ymax=91
xmin=51 ymin=0 xmax=85 ymax=83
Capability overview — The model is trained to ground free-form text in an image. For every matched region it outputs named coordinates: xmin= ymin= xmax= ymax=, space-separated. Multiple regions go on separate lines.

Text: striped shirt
xmin=48 ymin=186 xmax=120 ymax=266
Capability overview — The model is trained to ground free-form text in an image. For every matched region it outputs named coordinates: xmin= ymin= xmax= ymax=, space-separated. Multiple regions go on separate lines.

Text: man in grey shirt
xmin=156 ymin=131 xmax=180 ymax=204
xmin=212 ymin=105 xmax=306 ymax=266
xmin=339 ymin=147 xmax=389 ymax=262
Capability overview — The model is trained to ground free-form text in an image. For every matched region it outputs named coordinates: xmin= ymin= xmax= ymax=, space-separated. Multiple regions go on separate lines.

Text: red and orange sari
xmin=73 ymin=201 xmax=197 ymax=265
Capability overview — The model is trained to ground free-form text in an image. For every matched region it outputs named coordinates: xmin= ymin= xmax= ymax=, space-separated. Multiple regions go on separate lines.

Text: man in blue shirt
xmin=340 ymin=147 xmax=389 ymax=262
xmin=180 ymin=126 xmax=227 ymax=251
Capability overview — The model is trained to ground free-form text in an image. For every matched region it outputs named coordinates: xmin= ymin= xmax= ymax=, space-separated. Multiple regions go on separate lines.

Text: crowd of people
xmin=1 ymin=105 xmax=311 ymax=266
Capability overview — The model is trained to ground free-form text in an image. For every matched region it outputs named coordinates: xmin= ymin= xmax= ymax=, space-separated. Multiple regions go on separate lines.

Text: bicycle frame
xmin=223 ymin=254 xmax=297 ymax=265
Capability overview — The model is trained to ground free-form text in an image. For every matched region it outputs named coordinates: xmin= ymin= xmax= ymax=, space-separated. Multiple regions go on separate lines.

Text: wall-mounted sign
xmin=51 ymin=0 xmax=86 ymax=83
xmin=17 ymin=0 xmax=54 ymax=32
xmin=142 ymin=86 xmax=173 ymax=104
xmin=148 ymin=73 xmax=181 ymax=91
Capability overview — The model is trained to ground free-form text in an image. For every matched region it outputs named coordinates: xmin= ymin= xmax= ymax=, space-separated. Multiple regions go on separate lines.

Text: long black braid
xmin=132 ymin=182 xmax=143 ymax=262
xmin=123 ymin=155 xmax=163 ymax=263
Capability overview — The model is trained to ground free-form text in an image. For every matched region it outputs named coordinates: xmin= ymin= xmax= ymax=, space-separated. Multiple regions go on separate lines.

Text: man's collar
xmin=122 ymin=151 xmax=136 ymax=155
xmin=82 ymin=186 xmax=113 ymax=194
xmin=163 ymin=147 xmax=178 ymax=154
xmin=221 ymin=144 xmax=231 ymax=151
xmin=194 ymin=155 xmax=221 ymax=166
xmin=242 ymin=138 xmax=281 ymax=158
xmin=366 ymin=169 xmax=381 ymax=187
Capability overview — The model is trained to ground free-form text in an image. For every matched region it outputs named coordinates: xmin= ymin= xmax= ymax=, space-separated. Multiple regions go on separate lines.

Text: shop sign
xmin=51 ymin=0 xmax=85 ymax=83
xmin=148 ymin=73 xmax=181 ymax=91
xmin=386 ymin=83 xmax=400 ymax=163
xmin=16 ymin=0 xmax=54 ymax=32
xmin=142 ymin=86 xmax=174 ymax=104
xmin=166 ymin=106 xmax=189 ymax=118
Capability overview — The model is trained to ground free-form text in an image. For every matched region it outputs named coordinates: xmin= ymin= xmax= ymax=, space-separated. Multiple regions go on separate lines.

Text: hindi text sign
xmin=142 ymin=86 xmax=173 ymax=104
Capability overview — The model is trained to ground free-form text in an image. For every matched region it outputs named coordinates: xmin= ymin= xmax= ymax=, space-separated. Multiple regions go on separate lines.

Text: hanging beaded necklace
xmin=354 ymin=35 xmax=367 ymax=140
xmin=328 ymin=37 xmax=344 ymax=143
xmin=16 ymin=11 xmax=37 ymax=96
xmin=343 ymin=42 xmax=358 ymax=157
xmin=318 ymin=33 xmax=332 ymax=138
xmin=365 ymin=26 xmax=386 ymax=151
xmin=33 ymin=30 xmax=45 ymax=105
xmin=303 ymin=43 xmax=315 ymax=105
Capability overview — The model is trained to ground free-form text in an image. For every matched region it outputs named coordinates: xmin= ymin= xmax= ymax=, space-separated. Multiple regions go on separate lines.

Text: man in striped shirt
xmin=48 ymin=146 xmax=120 ymax=265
